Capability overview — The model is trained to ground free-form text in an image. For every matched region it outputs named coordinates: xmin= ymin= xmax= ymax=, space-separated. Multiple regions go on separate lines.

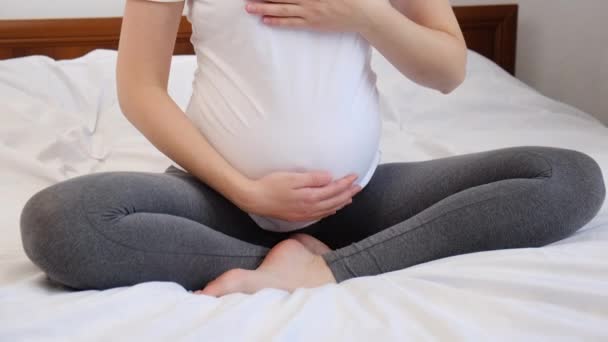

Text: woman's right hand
xmin=237 ymin=171 xmax=363 ymax=222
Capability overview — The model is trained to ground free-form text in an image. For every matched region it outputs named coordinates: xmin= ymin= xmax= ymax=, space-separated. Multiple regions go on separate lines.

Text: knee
xmin=557 ymin=148 xmax=604 ymax=206
xmin=20 ymin=178 xmax=97 ymax=289
xmin=20 ymin=184 xmax=69 ymax=284
xmin=536 ymin=147 xmax=606 ymax=223
xmin=579 ymin=153 xmax=605 ymax=214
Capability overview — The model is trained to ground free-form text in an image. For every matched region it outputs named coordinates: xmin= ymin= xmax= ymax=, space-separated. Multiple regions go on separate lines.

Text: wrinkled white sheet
xmin=1 ymin=49 xmax=607 ymax=341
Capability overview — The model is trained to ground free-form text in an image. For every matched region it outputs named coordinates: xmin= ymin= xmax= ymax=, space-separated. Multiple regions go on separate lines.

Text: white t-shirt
xmin=145 ymin=0 xmax=382 ymax=232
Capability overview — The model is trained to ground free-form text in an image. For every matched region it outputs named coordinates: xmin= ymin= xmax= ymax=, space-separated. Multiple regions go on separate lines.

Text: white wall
xmin=451 ymin=0 xmax=608 ymax=125
xmin=1 ymin=0 xmax=607 ymax=125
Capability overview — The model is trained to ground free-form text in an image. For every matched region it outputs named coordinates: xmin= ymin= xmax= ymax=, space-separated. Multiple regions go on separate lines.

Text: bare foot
xmin=289 ymin=233 xmax=332 ymax=255
xmin=195 ymin=239 xmax=336 ymax=297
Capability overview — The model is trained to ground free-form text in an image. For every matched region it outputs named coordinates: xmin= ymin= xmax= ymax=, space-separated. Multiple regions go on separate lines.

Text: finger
xmin=305 ymin=207 xmax=337 ymax=221
xmin=318 ymin=210 xmax=337 ymax=220
xmin=314 ymin=199 xmax=352 ymax=219
xmin=246 ymin=3 xmax=304 ymax=18
xmin=304 ymin=196 xmax=352 ymax=221
xmin=292 ymin=171 xmax=333 ymax=189
xmin=314 ymin=190 xmax=355 ymax=213
xmin=310 ymin=174 xmax=359 ymax=201
xmin=262 ymin=16 xmax=308 ymax=27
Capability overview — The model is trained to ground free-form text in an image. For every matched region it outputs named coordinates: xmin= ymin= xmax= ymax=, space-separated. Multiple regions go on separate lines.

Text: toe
xmin=197 ymin=268 xmax=250 ymax=297
xmin=197 ymin=278 xmax=224 ymax=297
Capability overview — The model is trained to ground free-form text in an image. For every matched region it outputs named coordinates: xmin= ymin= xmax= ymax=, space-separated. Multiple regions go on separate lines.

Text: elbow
xmin=115 ymin=64 xmax=148 ymax=121
xmin=438 ymin=67 xmax=465 ymax=94
xmin=116 ymin=79 xmax=169 ymax=128
xmin=116 ymin=88 xmax=130 ymax=118
xmin=439 ymin=58 xmax=467 ymax=94
xmin=117 ymin=95 xmax=137 ymax=121
xmin=116 ymin=68 xmax=168 ymax=119
xmin=117 ymin=89 xmax=138 ymax=125
xmin=116 ymin=78 xmax=148 ymax=121
xmin=438 ymin=45 xmax=468 ymax=95
xmin=117 ymin=86 xmax=149 ymax=127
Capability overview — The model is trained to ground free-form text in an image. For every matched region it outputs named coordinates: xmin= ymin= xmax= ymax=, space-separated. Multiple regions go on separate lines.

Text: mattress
xmin=1 ymin=49 xmax=607 ymax=341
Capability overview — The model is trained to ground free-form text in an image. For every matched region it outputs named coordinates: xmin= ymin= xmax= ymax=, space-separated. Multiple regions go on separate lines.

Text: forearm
xmin=359 ymin=3 xmax=467 ymax=94
xmin=118 ymin=88 xmax=253 ymax=207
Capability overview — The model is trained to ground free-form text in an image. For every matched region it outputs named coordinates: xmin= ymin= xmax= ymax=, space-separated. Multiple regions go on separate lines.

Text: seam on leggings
xmin=367 ymin=249 xmax=384 ymax=273
xmin=344 ymin=260 xmax=357 ymax=277
xmin=78 ymin=174 xmax=267 ymax=258
xmin=326 ymin=172 xmax=553 ymax=265
xmin=520 ymin=151 xmax=554 ymax=179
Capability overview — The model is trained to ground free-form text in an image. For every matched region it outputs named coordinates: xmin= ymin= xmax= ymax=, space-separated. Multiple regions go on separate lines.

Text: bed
xmin=2 ymin=5 xmax=608 ymax=341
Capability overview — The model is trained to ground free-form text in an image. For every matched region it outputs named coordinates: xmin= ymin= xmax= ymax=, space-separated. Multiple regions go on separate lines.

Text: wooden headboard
xmin=0 ymin=4 xmax=518 ymax=74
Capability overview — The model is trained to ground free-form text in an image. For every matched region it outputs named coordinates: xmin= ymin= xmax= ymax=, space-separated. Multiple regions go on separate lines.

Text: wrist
xmin=355 ymin=0 xmax=394 ymax=38
xmin=226 ymin=172 xmax=258 ymax=212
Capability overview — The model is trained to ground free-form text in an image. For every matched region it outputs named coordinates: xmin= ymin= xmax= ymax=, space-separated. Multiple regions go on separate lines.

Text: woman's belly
xmin=188 ymin=96 xmax=382 ymax=232
xmin=186 ymin=84 xmax=382 ymax=232
xmin=184 ymin=1 xmax=382 ymax=231
xmin=187 ymin=83 xmax=382 ymax=180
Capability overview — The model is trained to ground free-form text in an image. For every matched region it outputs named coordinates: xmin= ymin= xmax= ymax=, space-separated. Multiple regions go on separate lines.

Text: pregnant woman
xmin=20 ymin=0 xmax=605 ymax=297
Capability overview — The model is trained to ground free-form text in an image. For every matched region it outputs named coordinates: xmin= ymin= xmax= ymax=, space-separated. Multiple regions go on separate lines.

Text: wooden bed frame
xmin=0 ymin=5 xmax=518 ymax=75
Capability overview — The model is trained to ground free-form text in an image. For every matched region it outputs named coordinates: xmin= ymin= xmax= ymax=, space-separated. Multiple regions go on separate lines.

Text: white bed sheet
xmin=1 ymin=49 xmax=607 ymax=341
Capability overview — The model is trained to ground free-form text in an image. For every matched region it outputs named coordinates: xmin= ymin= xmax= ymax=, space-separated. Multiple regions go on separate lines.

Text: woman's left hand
xmin=244 ymin=0 xmax=390 ymax=32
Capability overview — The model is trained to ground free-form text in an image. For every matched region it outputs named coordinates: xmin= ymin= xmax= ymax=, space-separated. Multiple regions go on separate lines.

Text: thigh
xmin=20 ymin=166 xmax=285 ymax=290
xmin=161 ymin=165 xmax=287 ymax=247
xmin=298 ymin=146 xmax=562 ymax=249
xmin=320 ymin=145 xmax=605 ymax=281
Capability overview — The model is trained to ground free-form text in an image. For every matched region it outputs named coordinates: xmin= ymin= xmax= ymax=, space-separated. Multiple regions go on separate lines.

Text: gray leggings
xmin=20 ymin=146 xmax=606 ymax=291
